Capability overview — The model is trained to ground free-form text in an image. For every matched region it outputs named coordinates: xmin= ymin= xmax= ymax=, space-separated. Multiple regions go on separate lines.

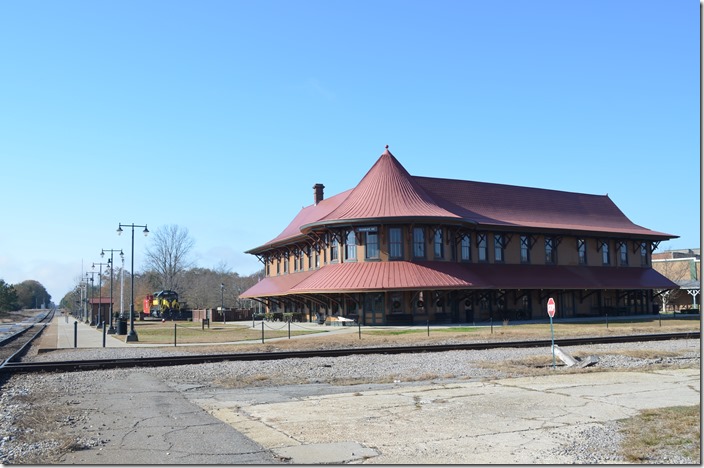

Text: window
xmin=640 ymin=242 xmax=648 ymax=266
xmin=293 ymin=251 xmax=299 ymax=272
xmin=307 ymin=246 xmax=312 ymax=269
xmin=478 ymin=234 xmax=488 ymax=262
xmin=545 ymin=237 xmax=556 ymax=264
xmin=331 ymin=238 xmax=339 ymax=262
xmin=494 ymin=234 xmax=504 ymax=263
xmin=299 ymin=250 xmax=305 ymax=271
xmin=460 ymin=234 xmax=471 ymax=261
xmin=619 ymin=242 xmax=628 ymax=266
xmin=413 ymin=227 xmax=425 ymax=258
xmin=365 ymin=231 xmax=379 ymax=259
xmin=434 ymin=229 xmax=444 ymax=259
xmin=283 ymin=257 xmax=288 ymax=273
xmin=345 ymin=231 xmax=357 ymax=261
xmin=520 ymin=235 xmax=531 ymax=263
xmin=601 ymin=241 xmax=610 ymax=265
xmin=276 ymin=260 xmax=280 ymax=275
xmin=389 ymin=227 xmax=403 ymax=260
xmin=578 ymin=239 xmax=587 ymax=265
xmin=314 ymin=249 xmax=320 ymax=268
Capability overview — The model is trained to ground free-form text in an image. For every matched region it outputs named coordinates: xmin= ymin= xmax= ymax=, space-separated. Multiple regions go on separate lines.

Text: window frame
xmin=477 ymin=233 xmax=488 ymax=263
xmin=389 ymin=227 xmax=404 ymax=260
xmin=413 ymin=227 xmax=426 ymax=259
xmin=365 ymin=231 xmax=380 ymax=260
xmin=345 ymin=230 xmax=357 ymax=261
xmin=545 ymin=237 xmax=557 ymax=264
xmin=520 ymin=235 xmax=531 ymax=264
xmin=434 ymin=229 xmax=444 ymax=260
xmin=494 ymin=234 xmax=505 ymax=263
xmin=460 ymin=234 xmax=471 ymax=262
xmin=577 ymin=238 xmax=587 ymax=265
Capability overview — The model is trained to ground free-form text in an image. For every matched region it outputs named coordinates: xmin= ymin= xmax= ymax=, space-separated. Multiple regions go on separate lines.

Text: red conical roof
xmin=311 ymin=147 xmax=459 ymax=225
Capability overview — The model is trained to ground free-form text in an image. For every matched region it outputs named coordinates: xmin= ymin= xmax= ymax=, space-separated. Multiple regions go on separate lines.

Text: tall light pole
xmin=85 ymin=270 xmax=97 ymax=325
xmin=102 ymin=249 xmax=123 ymax=334
xmin=79 ymin=278 xmax=87 ymax=322
xmin=120 ymin=253 xmax=125 ymax=318
xmin=221 ymin=283 xmax=225 ymax=324
xmin=117 ymin=222 xmax=149 ymax=342
xmin=93 ymin=261 xmax=109 ymax=329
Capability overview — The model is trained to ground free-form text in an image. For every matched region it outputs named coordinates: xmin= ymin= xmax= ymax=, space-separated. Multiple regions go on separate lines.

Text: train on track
xmin=143 ymin=290 xmax=192 ymax=320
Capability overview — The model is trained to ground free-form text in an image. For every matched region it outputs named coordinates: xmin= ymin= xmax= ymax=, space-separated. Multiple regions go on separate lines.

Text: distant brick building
xmin=652 ymin=249 xmax=700 ymax=312
xmin=242 ymin=147 xmax=677 ymax=324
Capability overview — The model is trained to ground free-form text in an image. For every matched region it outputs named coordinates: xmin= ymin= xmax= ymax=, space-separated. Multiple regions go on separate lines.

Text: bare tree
xmin=144 ymin=225 xmax=195 ymax=292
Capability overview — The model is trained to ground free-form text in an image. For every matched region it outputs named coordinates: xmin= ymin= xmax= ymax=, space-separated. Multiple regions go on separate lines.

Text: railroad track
xmin=1 ymin=331 xmax=698 ymax=374
xmin=0 ymin=308 xmax=55 ymax=371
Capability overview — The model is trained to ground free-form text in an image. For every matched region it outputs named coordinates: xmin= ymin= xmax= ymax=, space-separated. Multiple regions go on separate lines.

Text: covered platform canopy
xmin=242 ymin=261 xmax=677 ymax=297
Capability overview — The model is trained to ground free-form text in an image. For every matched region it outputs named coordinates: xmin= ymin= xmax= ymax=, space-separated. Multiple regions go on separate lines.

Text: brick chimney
xmin=313 ymin=183 xmax=325 ymax=205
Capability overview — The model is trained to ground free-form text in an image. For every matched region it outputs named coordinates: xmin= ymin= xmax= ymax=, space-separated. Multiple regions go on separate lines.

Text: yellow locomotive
xmin=143 ymin=290 xmax=180 ymax=318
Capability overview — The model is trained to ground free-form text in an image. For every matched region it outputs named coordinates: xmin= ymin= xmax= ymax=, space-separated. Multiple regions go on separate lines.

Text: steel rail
xmin=0 ymin=308 xmax=54 ymax=347
xmin=1 ymin=331 xmax=698 ymax=375
xmin=0 ymin=309 xmax=56 ymax=372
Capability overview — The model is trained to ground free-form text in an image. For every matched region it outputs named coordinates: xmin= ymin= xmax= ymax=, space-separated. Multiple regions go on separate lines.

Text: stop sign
xmin=547 ymin=297 xmax=556 ymax=318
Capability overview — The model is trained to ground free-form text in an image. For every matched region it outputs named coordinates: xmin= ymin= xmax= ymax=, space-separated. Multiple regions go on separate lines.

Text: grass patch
xmin=619 ymin=405 xmax=700 ymax=463
xmin=131 ymin=322 xmax=320 ymax=344
xmin=117 ymin=318 xmax=698 ymax=352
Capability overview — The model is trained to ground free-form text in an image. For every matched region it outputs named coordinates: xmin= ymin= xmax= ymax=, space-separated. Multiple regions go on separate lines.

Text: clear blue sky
xmin=0 ymin=0 xmax=699 ymax=302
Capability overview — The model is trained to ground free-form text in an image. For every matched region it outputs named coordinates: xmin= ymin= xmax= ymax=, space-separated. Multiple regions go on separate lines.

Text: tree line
xmin=0 ymin=279 xmax=52 ymax=313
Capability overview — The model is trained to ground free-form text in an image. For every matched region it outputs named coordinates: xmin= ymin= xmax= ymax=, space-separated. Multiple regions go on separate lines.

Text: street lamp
xmin=93 ymin=261 xmax=109 ymax=329
xmin=117 ymin=222 xmax=149 ymax=342
xmin=85 ymin=270 xmax=97 ymax=325
xmin=221 ymin=283 xmax=225 ymax=324
xmin=102 ymin=249 xmax=124 ymax=334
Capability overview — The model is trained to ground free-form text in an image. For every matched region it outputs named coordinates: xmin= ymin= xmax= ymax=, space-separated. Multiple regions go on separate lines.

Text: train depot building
xmin=241 ymin=147 xmax=678 ymax=325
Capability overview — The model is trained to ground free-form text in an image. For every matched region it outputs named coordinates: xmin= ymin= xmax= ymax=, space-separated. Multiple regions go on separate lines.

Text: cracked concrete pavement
xmin=54 ymin=368 xmax=699 ymax=464
xmin=195 ymin=368 xmax=699 ymax=464
xmin=57 ymin=373 xmax=279 ymax=464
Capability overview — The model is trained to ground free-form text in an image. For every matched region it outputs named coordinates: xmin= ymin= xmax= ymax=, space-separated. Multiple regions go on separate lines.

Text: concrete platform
xmin=38 ymin=313 xmax=131 ymax=350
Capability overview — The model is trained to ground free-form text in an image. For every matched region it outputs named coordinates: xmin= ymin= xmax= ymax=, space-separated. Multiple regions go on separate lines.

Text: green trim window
xmin=365 ymin=232 xmax=379 ymax=259
xmin=389 ymin=227 xmax=403 ymax=260
xmin=331 ymin=237 xmax=339 ymax=262
xmin=345 ymin=231 xmax=357 ymax=261
xmin=413 ymin=227 xmax=426 ymax=258
xmin=460 ymin=234 xmax=471 ymax=261
xmin=520 ymin=235 xmax=531 ymax=264
xmin=619 ymin=242 xmax=628 ymax=266
xmin=477 ymin=234 xmax=488 ymax=262
xmin=494 ymin=234 xmax=504 ymax=263
xmin=601 ymin=241 xmax=610 ymax=265
xmin=578 ymin=239 xmax=587 ymax=265
xmin=545 ymin=237 xmax=557 ymax=264
xmin=434 ymin=229 xmax=444 ymax=259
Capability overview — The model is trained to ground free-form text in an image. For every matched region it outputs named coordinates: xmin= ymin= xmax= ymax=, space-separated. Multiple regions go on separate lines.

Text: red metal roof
xmin=239 ymin=269 xmax=316 ymax=297
xmin=248 ymin=147 xmax=676 ymax=254
xmin=413 ymin=176 xmax=669 ymax=237
xmin=88 ymin=298 xmax=113 ymax=304
xmin=241 ymin=261 xmax=677 ymax=297
xmin=312 ymin=147 xmax=460 ymax=224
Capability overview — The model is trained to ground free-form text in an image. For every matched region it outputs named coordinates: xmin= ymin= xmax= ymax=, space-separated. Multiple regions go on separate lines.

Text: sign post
xmin=547 ymin=297 xmax=556 ymax=369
